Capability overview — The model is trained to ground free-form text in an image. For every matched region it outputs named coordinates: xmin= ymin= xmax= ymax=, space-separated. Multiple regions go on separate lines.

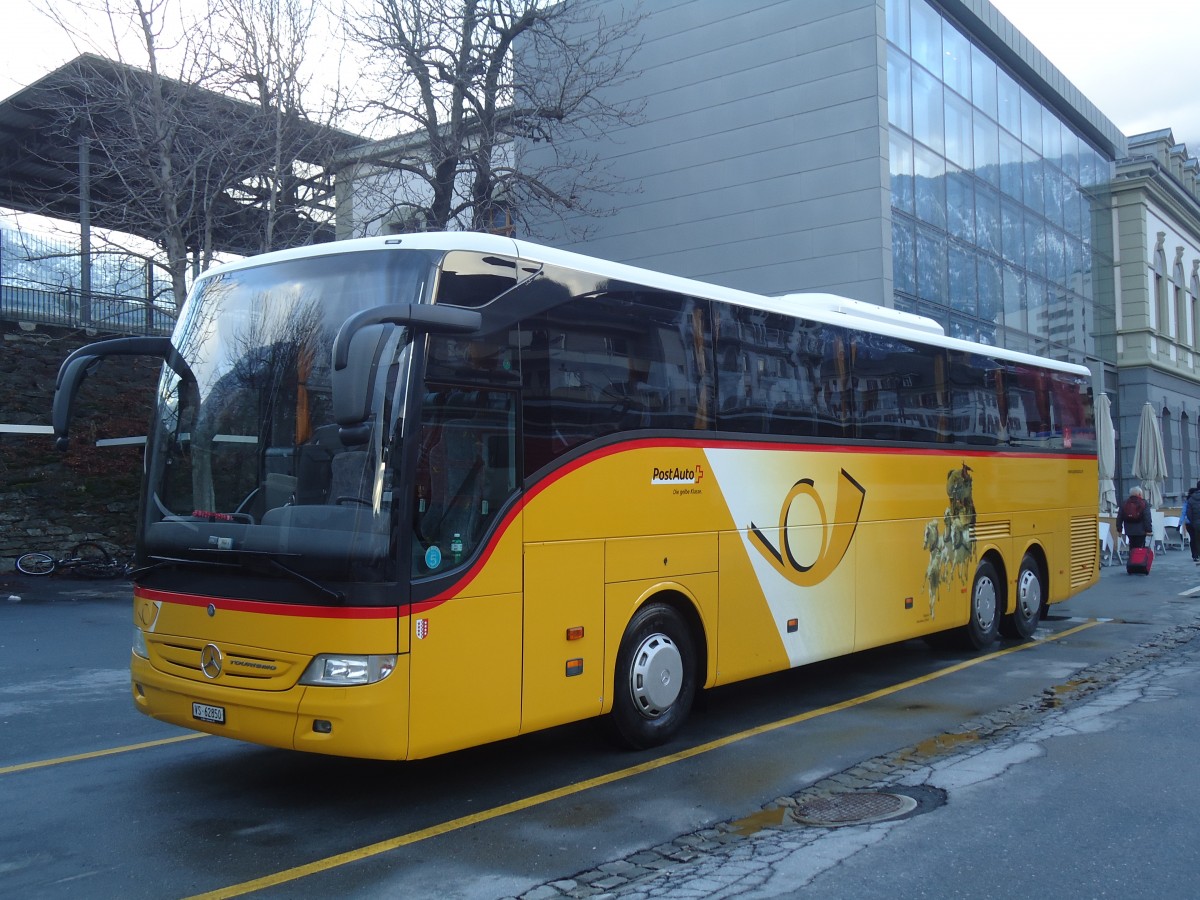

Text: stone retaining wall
xmin=1 ymin=320 xmax=159 ymax=571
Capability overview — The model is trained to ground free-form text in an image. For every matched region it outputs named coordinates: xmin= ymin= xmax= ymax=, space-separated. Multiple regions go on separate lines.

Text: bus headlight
xmin=299 ymin=654 xmax=397 ymax=686
xmin=133 ymin=628 xmax=149 ymax=659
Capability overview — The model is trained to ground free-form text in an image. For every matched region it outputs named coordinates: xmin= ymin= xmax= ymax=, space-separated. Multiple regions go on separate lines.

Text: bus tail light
xmin=300 ymin=654 xmax=397 ymax=686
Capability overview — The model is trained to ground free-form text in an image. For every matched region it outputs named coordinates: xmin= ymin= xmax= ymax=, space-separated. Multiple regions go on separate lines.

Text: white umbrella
xmin=1131 ymin=401 xmax=1168 ymax=508
xmin=1096 ymin=393 xmax=1117 ymax=515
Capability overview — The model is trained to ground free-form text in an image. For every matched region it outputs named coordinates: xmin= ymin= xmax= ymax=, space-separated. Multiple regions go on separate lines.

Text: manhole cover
xmin=792 ymin=791 xmax=918 ymax=827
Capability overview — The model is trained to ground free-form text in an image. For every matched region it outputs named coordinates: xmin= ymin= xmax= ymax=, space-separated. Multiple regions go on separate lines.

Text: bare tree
xmin=19 ymin=0 xmax=221 ymax=308
xmin=344 ymin=0 xmax=645 ymax=238
xmin=201 ymin=0 xmax=354 ymax=255
xmin=14 ymin=0 xmax=356 ymax=310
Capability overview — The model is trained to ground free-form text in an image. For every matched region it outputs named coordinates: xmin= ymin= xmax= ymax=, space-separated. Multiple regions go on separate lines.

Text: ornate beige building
xmin=1110 ymin=130 xmax=1200 ymax=498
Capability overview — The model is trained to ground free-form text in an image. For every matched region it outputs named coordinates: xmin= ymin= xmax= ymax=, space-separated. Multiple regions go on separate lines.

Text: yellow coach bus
xmin=53 ymin=233 xmax=1099 ymax=760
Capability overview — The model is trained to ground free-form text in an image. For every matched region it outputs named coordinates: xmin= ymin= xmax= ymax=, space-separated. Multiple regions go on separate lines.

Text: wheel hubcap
xmin=1017 ymin=568 xmax=1041 ymax=619
xmin=973 ymin=576 xmax=997 ymax=630
xmin=629 ymin=632 xmax=683 ymax=717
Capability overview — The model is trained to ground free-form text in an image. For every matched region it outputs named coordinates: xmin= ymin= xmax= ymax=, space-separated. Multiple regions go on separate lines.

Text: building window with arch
xmin=1176 ymin=283 xmax=1186 ymax=341
xmin=1192 ymin=264 xmax=1200 ymax=348
xmin=1182 ymin=411 xmax=1193 ymax=491
xmin=1175 ymin=251 xmax=1187 ymax=342
xmin=1163 ymin=407 xmax=1175 ymax=499
xmin=1154 ymin=238 xmax=1168 ymax=336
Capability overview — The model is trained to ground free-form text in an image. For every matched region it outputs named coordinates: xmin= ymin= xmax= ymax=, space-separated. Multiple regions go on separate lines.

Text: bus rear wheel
xmin=962 ymin=559 xmax=1002 ymax=650
xmin=611 ymin=603 xmax=696 ymax=750
xmin=1000 ymin=553 xmax=1043 ymax=640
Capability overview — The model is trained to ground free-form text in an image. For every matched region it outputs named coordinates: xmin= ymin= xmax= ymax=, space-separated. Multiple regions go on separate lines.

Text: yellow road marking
xmin=0 ymin=733 xmax=208 ymax=776
xmin=187 ymin=618 xmax=1103 ymax=900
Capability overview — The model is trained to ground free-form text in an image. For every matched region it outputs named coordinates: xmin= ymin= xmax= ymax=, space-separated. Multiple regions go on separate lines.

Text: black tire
xmin=16 ymin=552 xmax=55 ymax=576
xmin=71 ymin=542 xmax=114 ymax=578
xmin=611 ymin=603 xmax=697 ymax=750
xmin=962 ymin=559 xmax=1002 ymax=650
xmin=73 ymin=541 xmax=110 ymax=562
xmin=1000 ymin=552 xmax=1043 ymax=640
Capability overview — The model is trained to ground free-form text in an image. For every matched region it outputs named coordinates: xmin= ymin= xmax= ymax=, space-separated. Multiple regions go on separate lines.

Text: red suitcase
xmin=1127 ymin=546 xmax=1154 ymax=575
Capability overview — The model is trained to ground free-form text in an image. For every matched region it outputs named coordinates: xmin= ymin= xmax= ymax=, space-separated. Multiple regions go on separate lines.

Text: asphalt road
xmin=2 ymin=544 xmax=1197 ymax=900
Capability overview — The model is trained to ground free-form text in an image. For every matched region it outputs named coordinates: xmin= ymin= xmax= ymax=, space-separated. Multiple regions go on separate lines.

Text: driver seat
xmin=330 ymin=450 xmax=372 ymax=505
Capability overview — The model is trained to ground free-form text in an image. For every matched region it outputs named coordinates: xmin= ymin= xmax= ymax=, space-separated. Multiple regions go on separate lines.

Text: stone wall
xmin=1 ymin=320 xmax=160 ymax=571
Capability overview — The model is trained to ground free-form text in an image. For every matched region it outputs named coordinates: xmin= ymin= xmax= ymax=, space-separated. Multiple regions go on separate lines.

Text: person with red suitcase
xmin=1118 ymin=487 xmax=1154 ymax=574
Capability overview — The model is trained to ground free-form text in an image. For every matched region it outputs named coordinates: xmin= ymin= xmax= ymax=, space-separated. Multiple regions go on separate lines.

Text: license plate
xmin=192 ymin=702 xmax=225 ymax=724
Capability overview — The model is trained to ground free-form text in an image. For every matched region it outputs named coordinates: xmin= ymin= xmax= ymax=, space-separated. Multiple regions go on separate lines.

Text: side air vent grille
xmin=1070 ymin=516 xmax=1098 ymax=588
xmin=971 ymin=521 xmax=1011 ymax=542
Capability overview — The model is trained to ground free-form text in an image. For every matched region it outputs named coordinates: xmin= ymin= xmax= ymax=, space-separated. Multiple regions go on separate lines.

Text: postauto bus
xmin=52 ymin=232 xmax=1099 ymax=760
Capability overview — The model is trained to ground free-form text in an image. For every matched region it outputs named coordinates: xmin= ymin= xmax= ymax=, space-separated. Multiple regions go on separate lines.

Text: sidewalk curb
xmin=511 ymin=615 xmax=1200 ymax=899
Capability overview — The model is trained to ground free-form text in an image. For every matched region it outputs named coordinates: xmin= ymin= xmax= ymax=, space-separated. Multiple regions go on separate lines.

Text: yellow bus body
xmin=132 ymin=440 xmax=1098 ymax=760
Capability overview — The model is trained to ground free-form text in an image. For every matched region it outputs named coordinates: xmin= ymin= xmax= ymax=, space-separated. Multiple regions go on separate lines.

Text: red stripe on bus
xmin=410 ymin=494 xmax=530 ymax=614
xmin=136 ymin=588 xmax=398 ymax=619
xmin=525 ymin=437 xmax=1095 ymax=509
xmin=409 ymin=437 xmax=1098 ymax=610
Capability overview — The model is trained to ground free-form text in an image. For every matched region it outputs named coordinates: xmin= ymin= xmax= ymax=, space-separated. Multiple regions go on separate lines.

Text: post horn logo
xmin=748 ymin=469 xmax=866 ymax=586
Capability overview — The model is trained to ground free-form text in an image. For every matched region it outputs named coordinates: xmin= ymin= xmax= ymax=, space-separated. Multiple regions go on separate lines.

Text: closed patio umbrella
xmin=1097 ymin=393 xmax=1117 ymax=515
xmin=1131 ymin=401 xmax=1168 ymax=508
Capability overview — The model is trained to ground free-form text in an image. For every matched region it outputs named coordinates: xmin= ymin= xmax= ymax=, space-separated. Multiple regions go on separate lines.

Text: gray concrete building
xmin=523 ymin=1 xmax=1123 ymax=364
xmin=340 ymin=0 xmax=1200 ymax=504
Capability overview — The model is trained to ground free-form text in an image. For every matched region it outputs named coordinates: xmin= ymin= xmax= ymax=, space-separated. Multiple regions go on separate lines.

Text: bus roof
xmin=200 ymin=232 xmax=1093 ymax=379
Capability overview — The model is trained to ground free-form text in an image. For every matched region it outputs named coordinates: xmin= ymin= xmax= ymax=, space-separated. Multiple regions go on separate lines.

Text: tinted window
xmin=947 ymin=351 xmax=1002 ymax=445
xmin=852 ymin=332 xmax=947 ymax=442
xmin=434 ymin=251 xmax=522 ymax=307
xmin=412 ymin=386 xmax=517 ymax=578
xmin=1049 ymin=370 xmax=1096 ymax=452
xmin=520 ymin=287 xmax=713 ymax=475
xmin=716 ymin=306 xmax=848 ymax=439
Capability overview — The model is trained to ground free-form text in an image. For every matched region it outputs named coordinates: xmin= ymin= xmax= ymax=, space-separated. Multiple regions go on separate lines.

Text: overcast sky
xmin=3 ymin=0 xmax=1198 ymax=152
xmin=989 ymin=0 xmax=1200 ymax=150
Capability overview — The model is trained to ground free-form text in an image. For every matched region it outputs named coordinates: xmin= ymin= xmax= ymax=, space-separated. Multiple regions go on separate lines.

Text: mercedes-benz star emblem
xmin=200 ymin=643 xmax=223 ymax=679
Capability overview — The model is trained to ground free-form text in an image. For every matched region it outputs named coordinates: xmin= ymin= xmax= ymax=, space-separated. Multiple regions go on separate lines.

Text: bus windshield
xmin=141 ymin=249 xmax=438 ymax=593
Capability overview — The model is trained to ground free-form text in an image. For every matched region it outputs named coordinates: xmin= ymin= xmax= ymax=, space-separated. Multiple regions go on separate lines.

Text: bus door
xmin=406 ymin=382 xmax=524 ymax=758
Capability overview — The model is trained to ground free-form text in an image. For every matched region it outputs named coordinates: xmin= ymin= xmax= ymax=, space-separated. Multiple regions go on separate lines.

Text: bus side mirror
xmin=53 ymin=354 xmax=101 ymax=450
xmin=53 ymin=336 xmax=180 ymax=450
xmin=330 ymin=303 xmax=482 ymax=445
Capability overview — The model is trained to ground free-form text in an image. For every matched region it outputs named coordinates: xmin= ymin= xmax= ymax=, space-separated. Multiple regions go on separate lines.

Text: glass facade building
xmin=886 ymin=0 xmax=1114 ymax=365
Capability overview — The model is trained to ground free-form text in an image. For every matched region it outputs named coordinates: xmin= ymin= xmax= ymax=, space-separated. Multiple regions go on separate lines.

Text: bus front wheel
xmin=611 ymin=603 xmax=696 ymax=750
xmin=963 ymin=559 xmax=1002 ymax=650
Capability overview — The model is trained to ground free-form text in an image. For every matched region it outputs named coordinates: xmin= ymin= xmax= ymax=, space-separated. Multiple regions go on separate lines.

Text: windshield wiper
xmin=263 ymin=555 xmax=346 ymax=605
xmin=149 ymin=550 xmax=346 ymax=604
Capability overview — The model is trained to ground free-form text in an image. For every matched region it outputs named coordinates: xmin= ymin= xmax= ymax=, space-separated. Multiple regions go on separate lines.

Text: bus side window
xmin=519 ymin=288 xmax=713 ymax=477
xmin=413 ymin=388 xmax=516 ymax=575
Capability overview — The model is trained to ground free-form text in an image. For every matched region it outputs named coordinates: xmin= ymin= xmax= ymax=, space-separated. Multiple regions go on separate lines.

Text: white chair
xmin=1151 ymin=510 xmax=1168 ymax=553
xmin=1098 ymin=522 xmax=1114 ymax=566
xmin=1100 ymin=517 xmax=1125 ymax=566
xmin=1161 ymin=515 xmax=1185 ymax=550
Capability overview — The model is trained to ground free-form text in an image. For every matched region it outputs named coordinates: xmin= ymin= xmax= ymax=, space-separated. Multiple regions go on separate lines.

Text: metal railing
xmin=0 ymin=283 xmax=175 ymax=335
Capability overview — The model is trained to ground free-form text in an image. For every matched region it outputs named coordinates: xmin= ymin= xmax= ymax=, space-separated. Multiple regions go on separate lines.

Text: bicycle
xmin=15 ymin=542 xmax=130 ymax=578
